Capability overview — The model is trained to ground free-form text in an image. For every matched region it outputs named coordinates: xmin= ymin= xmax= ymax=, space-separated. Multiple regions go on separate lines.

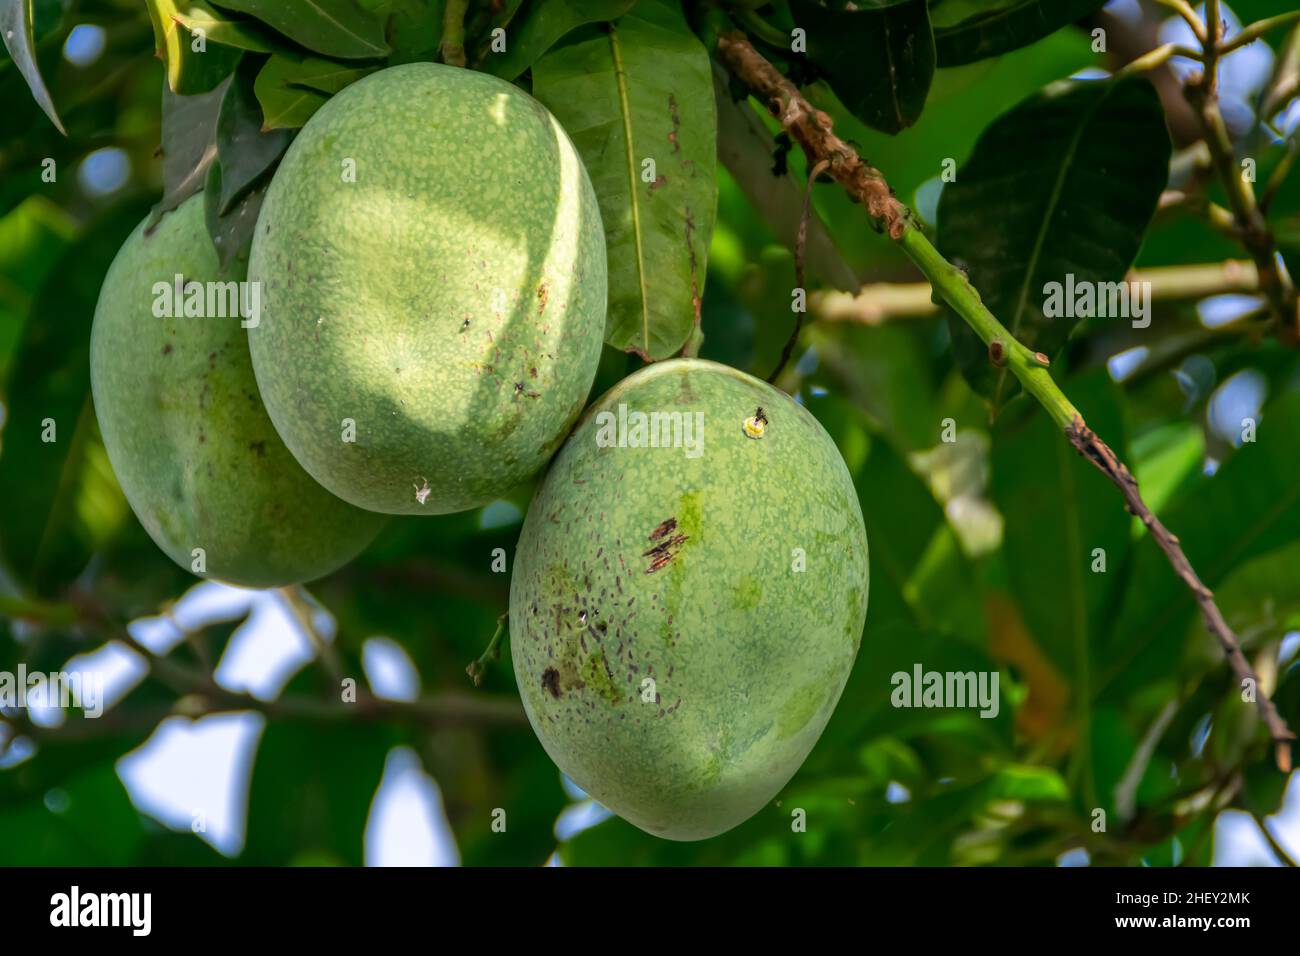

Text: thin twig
xmin=466 ymin=612 xmax=508 ymax=687
xmin=1218 ymin=11 xmax=1300 ymax=56
xmin=1182 ymin=33 xmax=1299 ymax=340
xmin=1251 ymin=811 xmax=1300 ymax=867
xmin=715 ymin=29 xmax=1294 ymax=770
xmin=278 ymin=586 xmax=344 ymax=685
xmin=1066 ymin=418 xmax=1293 ymax=772
xmin=769 ymin=157 xmax=829 ymax=383
xmin=1153 ymin=0 xmax=1208 ymax=44
xmin=440 ymin=0 xmax=469 ymax=67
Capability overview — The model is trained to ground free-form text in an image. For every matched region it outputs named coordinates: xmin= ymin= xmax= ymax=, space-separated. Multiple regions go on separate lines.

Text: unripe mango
xmin=90 ymin=196 xmax=384 ymax=587
xmin=510 ymin=359 xmax=869 ymax=840
xmin=247 ymin=63 xmax=607 ymax=515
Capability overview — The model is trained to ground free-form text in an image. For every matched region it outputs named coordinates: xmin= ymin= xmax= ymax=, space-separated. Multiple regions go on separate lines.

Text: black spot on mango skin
xmin=643 ymin=517 xmax=688 ymax=574
xmin=542 ymin=666 xmax=561 ymax=698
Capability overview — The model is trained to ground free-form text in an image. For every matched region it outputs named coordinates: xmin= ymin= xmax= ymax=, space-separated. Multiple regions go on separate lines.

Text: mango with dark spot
xmin=510 ymin=359 xmax=869 ymax=840
xmin=90 ymin=196 xmax=385 ymax=587
xmin=247 ymin=64 xmax=606 ymax=515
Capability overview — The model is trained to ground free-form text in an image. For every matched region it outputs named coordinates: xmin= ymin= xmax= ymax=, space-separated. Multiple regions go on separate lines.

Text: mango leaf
xmin=1099 ymin=392 xmax=1300 ymax=701
xmin=0 ymin=0 xmax=64 ymax=133
xmin=145 ymin=0 xmax=244 ymax=94
xmin=243 ymin=716 xmax=392 ymax=866
xmin=150 ymin=79 xmax=228 ymax=226
xmin=385 ymin=0 xmax=444 ymax=63
xmin=937 ymin=77 xmax=1170 ymax=410
xmin=204 ymin=161 xmax=267 ymax=273
xmin=215 ymin=58 xmax=293 ymax=214
xmin=930 ymin=0 xmax=1109 ymax=66
xmin=788 ymin=0 xmax=935 ymax=135
xmin=482 ymin=0 xmax=636 ymax=81
xmin=714 ymin=67 xmax=858 ymax=293
xmin=532 ymin=0 xmax=716 ymax=360
xmin=1202 ymin=539 xmax=1300 ymax=648
xmin=253 ymin=51 xmax=368 ymax=129
xmin=210 ymin=0 xmax=389 ymax=59
xmin=172 ymin=0 xmax=278 ymax=53
xmin=0 ymin=203 xmax=147 ymax=596
xmin=0 ymin=762 xmax=144 ymax=865
xmin=990 ymin=371 xmax=1130 ymax=701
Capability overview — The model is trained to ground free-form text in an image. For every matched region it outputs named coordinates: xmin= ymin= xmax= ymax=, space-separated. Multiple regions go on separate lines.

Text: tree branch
xmin=1178 ymin=6 xmax=1299 ymax=341
xmin=812 ymin=260 xmax=1263 ymax=325
xmin=714 ymin=29 xmax=1294 ymax=771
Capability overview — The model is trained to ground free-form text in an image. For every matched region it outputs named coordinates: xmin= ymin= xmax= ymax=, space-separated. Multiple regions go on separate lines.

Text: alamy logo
xmin=0 ymin=666 xmax=104 ymax=718
xmin=593 ymin=403 xmax=704 ymax=458
xmin=50 ymin=886 xmax=151 ymax=936
xmin=152 ymin=274 xmax=262 ymax=328
xmin=890 ymin=664 xmax=999 ymax=718
xmin=1042 ymin=274 xmax=1151 ymax=328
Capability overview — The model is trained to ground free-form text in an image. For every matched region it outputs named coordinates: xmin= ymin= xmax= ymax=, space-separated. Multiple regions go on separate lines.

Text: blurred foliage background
xmin=2 ymin=0 xmax=1300 ymax=866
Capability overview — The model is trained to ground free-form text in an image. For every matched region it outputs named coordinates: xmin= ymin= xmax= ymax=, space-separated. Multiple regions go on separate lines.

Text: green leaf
xmin=532 ymin=0 xmax=717 ymax=360
xmin=938 ymin=77 xmax=1170 ymax=410
xmin=243 ymin=717 xmax=391 ymax=865
xmin=210 ymin=0 xmax=390 ymax=59
xmin=1100 ymin=391 xmax=1300 ymax=700
xmin=204 ymin=161 xmax=267 ymax=273
xmin=0 ymin=204 xmax=148 ymax=596
xmin=151 ymin=79 xmax=228 ymax=226
xmin=384 ymin=0 xmax=445 ymax=63
xmin=482 ymin=0 xmax=635 ymax=81
xmin=990 ymin=371 xmax=1130 ymax=720
xmin=714 ymin=68 xmax=859 ymax=293
xmin=215 ymin=59 xmax=293 ymax=214
xmin=0 ymin=762 xmax=144 ymax=865
xmin=145 ymin=0 xmax=244 ymax=94
xmin=0 ymin=0 xmax=65 ymax=133
xmin=252 ymin=52 xmax=343 ymax=129
xmin=930 ymin=0 xmax=1109 ymax=66
xmin=172 ymin=0 xmax=278 ymax=53
xmin=1206 ymin=539 xmax=1300 ymax=647
xmin=788 ymin=0 xmax=936 ymax=135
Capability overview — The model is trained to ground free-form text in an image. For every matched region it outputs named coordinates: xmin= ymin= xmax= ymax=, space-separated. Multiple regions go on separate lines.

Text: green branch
xmin=714 ymin=29 xmax=1295 ymax=770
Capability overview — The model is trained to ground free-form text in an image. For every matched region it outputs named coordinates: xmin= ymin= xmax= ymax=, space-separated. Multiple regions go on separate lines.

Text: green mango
xmin=248 ymin=63 xmax=607 ymax=515
xmin=510 ymin=359 xmax=869 ymax=840
xmin=90 ymin=195 xmax=384 ymax=587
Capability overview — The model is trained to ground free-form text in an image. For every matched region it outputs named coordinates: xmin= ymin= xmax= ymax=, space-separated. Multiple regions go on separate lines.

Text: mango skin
xmin=247 ymin=63 xmax=607 ymax=515
xmin=90 ymin=196 xmax=385 ymax=587
xmin=510 ymin=359 xmax=869 ymax=840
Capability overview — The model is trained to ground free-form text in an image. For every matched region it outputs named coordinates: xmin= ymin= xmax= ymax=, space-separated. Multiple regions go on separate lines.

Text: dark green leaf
xmin=385 ymin=0 xmax=445 ymax=63
xmin=151 ymin=79 xmax=228 ymax=226
xmin=788 ymin=0 xmax=936 ymax=135
xmin=1100 ymin=391 xmax=1300 ymax=700
xmin=215 ymin=59 xmax=293 ymax=214
xmin=532 ymin=0 xmax=717 ymax=360
xmin=0 ymin=0 xmax=65 ymax=133
xmin=204 ymin=160 xmax=267 ymax=273
xmin=210 ymin=0 xmax=390 ymax=59
xmin=991 ymin=371 xmax=1130 ymax=701
xmin=243 ymin=717 xmax=391 ymax=865
xmin=0 ymin=762 xmax=144 ymax=865
xmin=481 ymin=0 xmax=636 ymax=81
xmin=252 ymin=52 xmax=340 ymax=129
xmin=930 ymin=0 xmax=1109 ymax=66
xmin=0 ymin=203 xmax=149 ymax=596
xmin=938 ymin=77 xmax=1170 ymax=410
